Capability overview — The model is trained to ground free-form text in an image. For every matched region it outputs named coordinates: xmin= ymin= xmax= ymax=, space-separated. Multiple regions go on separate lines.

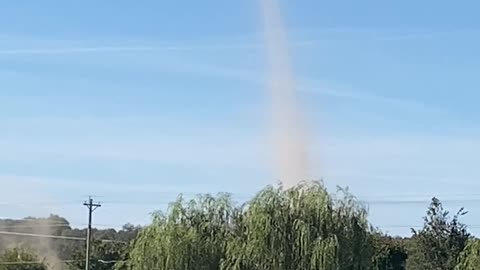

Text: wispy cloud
xmin=0 ymin=59 xmax=423 ymax=112
xmin=0 ymin=45 xmax=259 ymax=55
xmin=0 ymin=46 xmax=179 ymax=55
xmin=148 ymin=59 xmax=426 ymax=110
xmin=3 ymin=26 xmax=478 ymax=55
xmin=298 ymin=79 xmax=435 ymax=111
xmin=0 ymin=32 xmax=436 ymax=110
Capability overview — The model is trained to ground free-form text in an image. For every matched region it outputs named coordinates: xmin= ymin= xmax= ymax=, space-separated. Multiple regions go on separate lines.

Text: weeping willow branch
xmin=124 ymin=182 xmax=375 ymax=270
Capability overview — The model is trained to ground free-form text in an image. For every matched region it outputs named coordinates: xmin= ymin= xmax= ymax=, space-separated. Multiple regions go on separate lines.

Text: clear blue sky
xmin=1 ymin=0 xmax=480 ymax=235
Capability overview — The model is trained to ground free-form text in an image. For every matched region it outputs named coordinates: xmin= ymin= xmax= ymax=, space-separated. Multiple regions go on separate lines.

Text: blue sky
xmin=1 ymin=0 xmax=480 ymax=235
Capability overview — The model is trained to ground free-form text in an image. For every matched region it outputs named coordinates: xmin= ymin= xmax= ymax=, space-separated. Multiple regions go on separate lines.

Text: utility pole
xmin=84 ymin=197 xmax=101 ymax=270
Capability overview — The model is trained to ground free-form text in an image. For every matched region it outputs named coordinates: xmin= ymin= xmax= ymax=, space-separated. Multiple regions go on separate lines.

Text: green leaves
xmin=0 ymin=248 xmax=47 ymax=270
xmin=407 ymin=197 xmax=470 ymax=270
xmin=125 ymin=181 xmax=374 ymax=270
xmin=370 ymin=233 xmax=408 ymax=270
xmin=68 ymin=240 xmax=128 ymax=270
xmin=455 ymin=239 xmax=480 ymax=270
xmin=127 ymin=193 xmax=237 ymax=270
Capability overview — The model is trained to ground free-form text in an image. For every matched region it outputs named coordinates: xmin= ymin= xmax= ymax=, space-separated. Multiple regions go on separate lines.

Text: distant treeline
xmin=0 ymin=181 xmax=479 ymax=270
xmin=0 ymin=216 xmax=140 ymax=269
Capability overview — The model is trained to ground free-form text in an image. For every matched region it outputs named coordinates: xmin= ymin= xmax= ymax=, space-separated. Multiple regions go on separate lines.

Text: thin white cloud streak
xmin=0 ymin=61 xmax=424 ymax=112
xmin=2 ymin=26 xmax=477 ymax=55
xmin=0 ymin=46 xmax=176 ymax=55
xmin=2 ymin=27 xmax=475 ymax=55
xmin=0 ymin=36 xmax=437 ymax=111
xmin=151 ymin=60 xmax=428 ymax=110
xmin=298 ymin=79 xmax=436 ymax=111
xmin=0 ymin=45 xmax=253 ymax=55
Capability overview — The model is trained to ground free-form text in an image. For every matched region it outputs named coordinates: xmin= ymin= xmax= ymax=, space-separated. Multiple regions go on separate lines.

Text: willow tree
xmin=222 ymin=182 xmax=373 ymax=270
xmin=124 ymin=182 xmax=373 ymax=270
xmin=125 ymin=193 xmax=237 ymax=270
xmin=455 ymin=239 xmax=480 ymax=270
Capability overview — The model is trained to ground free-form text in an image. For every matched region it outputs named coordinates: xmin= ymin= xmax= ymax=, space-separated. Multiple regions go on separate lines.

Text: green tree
xmin=0 ymin=248 xmax=47 ymax=270
xmin=454 ymin=239 xmax=480 ymax=270
xmin=371 ymin=233 xmax=407 ymax=270
xmin=126 ymin=192 xmax=236 ymax=270
xmin=222 ymin=183 xmax=372 ymax=270
xmin=407 ymin=197 xmax=470 ymax=270
xmin=68 ymin=240 xmax=128 ymax=270
xmin=125 ymin=182 xmax=375 ymax=270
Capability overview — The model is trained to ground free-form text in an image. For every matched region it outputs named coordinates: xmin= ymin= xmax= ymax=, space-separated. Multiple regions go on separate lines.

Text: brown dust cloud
xmin=261 ymin=0 xmax=312 ymax=188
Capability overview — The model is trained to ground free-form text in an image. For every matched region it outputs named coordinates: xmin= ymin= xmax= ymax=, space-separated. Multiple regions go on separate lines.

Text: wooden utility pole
xmin=84 ymin=197 xmax=101 ymax=270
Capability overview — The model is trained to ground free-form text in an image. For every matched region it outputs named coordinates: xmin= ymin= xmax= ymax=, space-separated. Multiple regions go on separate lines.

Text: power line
xmin=0 ymin=230 xmax=129 ymax=244
xmin=0 ymin=260 xmax=79 ymax=265
xmin=0 ymin=201 xmax=81 ymax=206
xmin=4 ymin=193 xmax=480 ymax=206
xmin=0 ymin=259 xmax=123 ymax=265
xmin=97 ymin=198 xmax=480 ymax=205
xmin=377 ymin=225 xmax=480 ymax=229
xmin=0 ymin=231 xmax=85 ymax=241
xmin=361 ymin=199 xmax=480 ymax=205
xmin=0 ymin=222 xmax=136 ymax=229
xmin=0 ymin=224 xmax=71 ymax=229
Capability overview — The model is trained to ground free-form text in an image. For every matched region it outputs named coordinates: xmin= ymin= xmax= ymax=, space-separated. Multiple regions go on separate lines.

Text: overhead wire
xmin=0 ymin=231 xmax=85 ymax=241
xmin=0 ymin=231 xmax=128 ymax=243
xmin=3 ymin=194 xmax=480 ymax=206
xmin=1 ymin=193 xmax=479 ymax=239
xmin=0 ymin=260 xmax=79 ymax=265
xmin=0 ymin=259 xmax=123 ymax=265
xmin=0 ymin=224 xmax=71 ymax=229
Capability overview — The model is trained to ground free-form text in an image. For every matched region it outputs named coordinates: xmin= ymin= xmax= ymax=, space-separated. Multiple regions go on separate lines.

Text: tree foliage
xmin=0 ymin=248 xmax=47 ymax=270
xmin=371 ymin=233 xmax=407 ymax=270
xmin=68 ymin=240 xmax=128 ymax=270
xmin=0 ymin=215 xmax=140 ymax=270
xmin=222 ymin=184 xmax=372 ymax=270
xmin=126 ymin=192 xmax=237 ymax=269
xmin=454 ymin=239 xmax=480 ymax=270
xmin=4 ymin=187 xmax=478 ymax=270
xmin=407 ymin=197 xmax=470 ymax=270
xmin=124 ymin=182 xmax=376 ymax=270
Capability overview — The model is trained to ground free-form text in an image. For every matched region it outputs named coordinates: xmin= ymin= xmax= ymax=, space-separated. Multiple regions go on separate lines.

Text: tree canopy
xmin=1 ymin=184 xmax=478 ymax=270
xmin=0 ymin=248 xmax=47 ymax=270
xmin=407 ymin=197 xmax=470 ymax=270
xmin=125 ymin=182 xmax=376 ymax=270
xmin=455 ymin=239 xmax=480 ymax=270
xmin=121 ymin=184 xmax=476 ymax=270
